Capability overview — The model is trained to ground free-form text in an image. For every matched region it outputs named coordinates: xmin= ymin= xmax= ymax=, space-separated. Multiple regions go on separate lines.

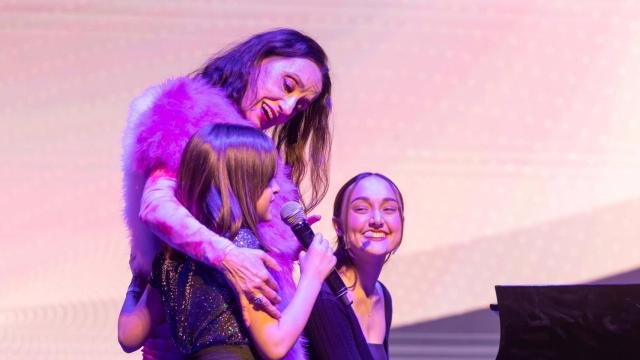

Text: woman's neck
xmin=342 ymin=256 xmax=385 ymax=297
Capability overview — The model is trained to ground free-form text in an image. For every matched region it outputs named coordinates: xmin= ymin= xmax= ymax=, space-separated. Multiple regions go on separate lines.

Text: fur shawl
xmin=122 ymin=76 xmax=305 ymax=359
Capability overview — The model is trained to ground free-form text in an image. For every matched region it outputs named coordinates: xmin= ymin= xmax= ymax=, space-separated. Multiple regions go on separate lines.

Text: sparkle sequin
xmin=151 ymin=228 xmax=261 ymax=355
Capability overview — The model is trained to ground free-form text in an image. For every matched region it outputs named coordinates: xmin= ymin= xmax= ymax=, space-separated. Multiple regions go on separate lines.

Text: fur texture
xmin=122 ymin=77 xmax=306 ymax=359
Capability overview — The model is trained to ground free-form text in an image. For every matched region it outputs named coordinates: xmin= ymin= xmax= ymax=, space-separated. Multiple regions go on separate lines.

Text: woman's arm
xmin=139 ymin=168 xmax=283 ymax=318
xmin=243 ymin=234 xmax=336 ymax=360
xmin=117 ymin=279 xmax=165 ymax=353
xmin=140 ymin=169 xmax=234 ymax=267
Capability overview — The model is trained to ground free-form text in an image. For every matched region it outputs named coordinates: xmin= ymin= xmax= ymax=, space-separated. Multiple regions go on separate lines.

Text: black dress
xmin=304 ymin=282 xmax=393 ymax=360
xmin=150 ymin=228 xmax=260 ymax=359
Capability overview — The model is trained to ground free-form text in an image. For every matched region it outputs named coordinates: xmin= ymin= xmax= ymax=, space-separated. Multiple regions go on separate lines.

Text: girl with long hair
xmin=120 ymin=124 xmax=335 ymax=359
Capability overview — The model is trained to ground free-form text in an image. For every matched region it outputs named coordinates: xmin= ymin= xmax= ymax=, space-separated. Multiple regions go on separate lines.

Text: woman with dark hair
xmin=304 ymin=173 xmax=404 ymax=360
xmin=119 ymin=28 xmax=332 ymax=358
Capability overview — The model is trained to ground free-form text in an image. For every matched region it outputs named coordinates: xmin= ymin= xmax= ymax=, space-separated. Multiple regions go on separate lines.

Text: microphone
xmin=280 ymin=201 xmax=352 ymax=306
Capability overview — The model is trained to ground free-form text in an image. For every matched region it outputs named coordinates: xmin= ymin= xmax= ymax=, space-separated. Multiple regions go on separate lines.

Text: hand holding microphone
xmin=298 ymin=233 xmax=336 ymax=284
xmin=280 ymin=201 xmax=352 ymax=306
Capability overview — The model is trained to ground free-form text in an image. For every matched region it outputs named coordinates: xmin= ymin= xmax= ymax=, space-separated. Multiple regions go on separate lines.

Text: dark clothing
xmin=186 ymin=345 xmax=255 ymax=360
xmin=150 ymin=229 xmax=260 ymax=358
xmin=305 ymin=282 xmax=393 ymax=360
xmin=367 ymin=343 xmax=387 ymax=360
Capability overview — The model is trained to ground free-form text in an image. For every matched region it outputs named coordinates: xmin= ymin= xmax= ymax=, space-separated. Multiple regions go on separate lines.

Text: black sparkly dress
xmin=150 ymin=228 xmax=261 ymax=359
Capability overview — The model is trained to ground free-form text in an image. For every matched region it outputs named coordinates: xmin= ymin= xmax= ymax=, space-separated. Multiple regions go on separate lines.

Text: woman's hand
xmin=306 ymin=214 xmax=322 ymax=225
xmin=220 ymin=247 xmax=283 ymax=321
xmin=298 ymin=233 xmax=336 ymax=283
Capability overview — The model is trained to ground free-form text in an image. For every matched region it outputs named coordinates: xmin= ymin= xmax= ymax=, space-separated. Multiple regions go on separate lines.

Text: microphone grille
xmin=280 ymin=201 xmax=306 ymax=226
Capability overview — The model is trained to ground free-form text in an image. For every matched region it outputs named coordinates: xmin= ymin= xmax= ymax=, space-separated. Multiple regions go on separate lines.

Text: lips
xmin=363 ymin=231 xmax=388 ymax=240
xmin=261 ymin=102 xmax=276 ymax=125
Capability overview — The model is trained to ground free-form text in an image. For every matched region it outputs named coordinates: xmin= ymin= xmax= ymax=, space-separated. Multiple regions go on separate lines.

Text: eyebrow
xmin=350 ymin=197 xmax=399 ymax=204
xmin=286 ymin=73 xmax=321 ymax=96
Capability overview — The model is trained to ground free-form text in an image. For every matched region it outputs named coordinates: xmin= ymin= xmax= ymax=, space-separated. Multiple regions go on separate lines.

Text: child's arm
xmin=242 ymin=234 xmax=336 ymax=360
xmin=117 ymin=279 xmax=165 ymax=353
xmin=140 ymin=169 xmax=283 ymax=320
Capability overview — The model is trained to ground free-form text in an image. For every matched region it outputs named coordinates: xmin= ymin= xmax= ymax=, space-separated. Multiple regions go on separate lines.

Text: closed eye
xmin=353 ymin=206 xmax=369 ymax=213
xmin=283 ymin=78 xmax=294 ymax=93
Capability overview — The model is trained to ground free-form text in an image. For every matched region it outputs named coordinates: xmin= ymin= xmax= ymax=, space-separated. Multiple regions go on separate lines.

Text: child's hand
xmin=129 ymin=252 xmax=149 ymax=282
xmin=298 ymin=233 xmax=336 ymax=283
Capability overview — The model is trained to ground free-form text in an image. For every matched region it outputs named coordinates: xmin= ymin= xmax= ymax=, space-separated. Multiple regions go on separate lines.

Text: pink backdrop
xmin=2 ymin=1 xmax=640 ymax=358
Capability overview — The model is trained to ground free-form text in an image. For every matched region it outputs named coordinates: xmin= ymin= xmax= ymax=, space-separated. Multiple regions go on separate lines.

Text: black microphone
xmin=280 ymin=201 xmax=352 ymax=306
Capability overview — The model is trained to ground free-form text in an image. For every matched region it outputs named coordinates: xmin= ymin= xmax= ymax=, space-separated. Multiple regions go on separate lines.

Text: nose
xmin=279 ymin=96 xmax=298 ymax=117
xmin=369 ymin=209 xmax=383 ymax=228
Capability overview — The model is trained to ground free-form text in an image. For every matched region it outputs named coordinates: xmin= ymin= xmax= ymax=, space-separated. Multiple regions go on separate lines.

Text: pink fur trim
xmin=122 ymin=77 xmax=306 ymax=359
xmin=129 ymin=77 xmax=247 ymax=174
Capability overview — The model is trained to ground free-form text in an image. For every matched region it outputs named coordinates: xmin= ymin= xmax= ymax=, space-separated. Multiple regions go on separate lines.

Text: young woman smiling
xmin=305 ymin=173 xmax=404 ymax=360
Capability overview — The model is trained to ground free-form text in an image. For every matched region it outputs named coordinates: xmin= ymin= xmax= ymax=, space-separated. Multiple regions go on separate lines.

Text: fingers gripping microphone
xmin=280 ymin=201 xmax=352 ymax=306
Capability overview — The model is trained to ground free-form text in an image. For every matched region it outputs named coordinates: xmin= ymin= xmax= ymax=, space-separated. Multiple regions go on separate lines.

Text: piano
xmin=493 ymin=284 xmax=640 ymax=359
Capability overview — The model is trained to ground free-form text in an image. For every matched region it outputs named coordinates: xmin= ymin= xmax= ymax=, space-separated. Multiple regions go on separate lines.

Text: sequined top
xmin=150 ymin=228 xmax=261 ymax=356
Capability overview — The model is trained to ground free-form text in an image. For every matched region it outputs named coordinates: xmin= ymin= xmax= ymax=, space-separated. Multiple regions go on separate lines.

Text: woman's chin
xmin=357 ymin=240 xmax=391 ymax=256
xmin=244 ymin=111 xmax=264 ymax=129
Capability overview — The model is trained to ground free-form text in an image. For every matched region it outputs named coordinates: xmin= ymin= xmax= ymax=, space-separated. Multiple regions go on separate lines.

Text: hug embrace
xmin=117 ymin=29 xmax=404 ymax=360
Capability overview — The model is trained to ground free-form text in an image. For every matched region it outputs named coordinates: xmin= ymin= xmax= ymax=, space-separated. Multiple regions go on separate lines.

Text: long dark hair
xmin=176 ymin=124 xmax=277 ymax=241
xmin=333 ymin=173 xmax=405 ymax=274
xmin=194 ymin=28 xmax=332 ymax=211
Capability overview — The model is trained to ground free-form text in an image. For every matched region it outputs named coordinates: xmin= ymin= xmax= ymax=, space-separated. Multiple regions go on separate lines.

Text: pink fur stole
xmin=122 ymin=77 xmax=306 ymax=359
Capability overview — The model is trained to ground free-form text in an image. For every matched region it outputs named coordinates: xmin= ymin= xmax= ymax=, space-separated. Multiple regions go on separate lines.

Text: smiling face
xmin=335 ymin=176 xmax=403 ymax=259
xmin=241 ymin=56 xmax=323 ymax=130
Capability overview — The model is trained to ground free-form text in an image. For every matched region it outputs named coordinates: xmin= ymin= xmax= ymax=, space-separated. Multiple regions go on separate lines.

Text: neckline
xmin=349 ymin=281 xmax=387 ymax=345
